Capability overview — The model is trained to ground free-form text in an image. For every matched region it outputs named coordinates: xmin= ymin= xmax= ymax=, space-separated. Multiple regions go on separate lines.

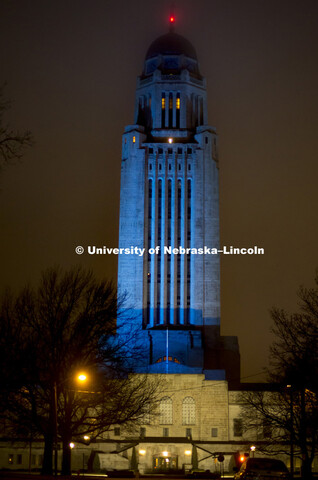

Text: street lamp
xmin=287 ymin=385 xmax=294 ymax=479
xmin=53 ymin=371 xmax=88 ymax=476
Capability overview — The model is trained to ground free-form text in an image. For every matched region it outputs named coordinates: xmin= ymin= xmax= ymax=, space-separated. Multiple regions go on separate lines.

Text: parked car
xmin=233 ymin=457 xmax=290 ymax=479
xmin=187 ymin=469 xmax=221 ymax=479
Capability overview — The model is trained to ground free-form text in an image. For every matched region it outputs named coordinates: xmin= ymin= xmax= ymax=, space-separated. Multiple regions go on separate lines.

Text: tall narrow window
xmin=157 ymin=180 xmax=162 ymax=323
xmin=182 ymin=397 xmax=196 ymax=425
xmin=176 ymin=93 xmax=180 ymax=128
xmin=187 ymin=180 xmax=191 ymax=245
xmin=169 ymin=92 xmax=173 ymax=127
xmin=146 ymin=179 xmax=153 ymax=326
xmin=200 ymin=97 xmax=204 ymax=125
xmin=167 ymin=179 xmax=172 ymax=324
xmin=177 ymin=179 xmax=182 ymax=324
xmin=161 ymin=93 xmax=166 ymax=128
xmin=159 ymin=397 xmax=173 ymax=424
xmin=234 ymin=418 xmax=243 ymax=437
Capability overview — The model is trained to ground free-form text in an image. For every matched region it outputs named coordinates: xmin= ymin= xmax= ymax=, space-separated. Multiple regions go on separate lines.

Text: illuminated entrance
xmin=153 ymin=454 xmax=178 ymax=471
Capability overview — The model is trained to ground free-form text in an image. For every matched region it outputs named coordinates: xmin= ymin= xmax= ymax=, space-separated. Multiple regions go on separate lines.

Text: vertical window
xmin=176 ymin=93 xmax=180 ymax=128
xmin=177 ymin=179 xmax=182 ymax=324
xmin=8 ymin=454 xmax=14 ymax=465
xmin=187 ymin=180 xmax=191 ymax=244
xmin=114 ymin=427 xmax=120 ymax=436
xmin=17 ymin=454 xmax=22 ymax=465
xmin=160 ymin=397 xmax=173 ymax=424
xmin=186 ymin=428 xmax=192 ymax=438
xmin=182 ymin=397 xmax=196 ymax=425
xmin=146 ymin=180 xmax=152 ymax=326
xmin=167 ymin=180 xmax=172 ymax=324
xmin=234 ymin=418 xmax=243 ymax=437
xmin=163 ymin=427 xmax=169 ymax=437
xmin=161 ymin=93 xmax=166 ymax=128
xmin=140 ymin=427 xmax=146 ymax=438
xmin=211 ymin=428 xmax=218 ymax=438
xmin=200 ymin=97 xmax=204 ymax=125
xmin=169 ymin=92 xmax=173 ymax=127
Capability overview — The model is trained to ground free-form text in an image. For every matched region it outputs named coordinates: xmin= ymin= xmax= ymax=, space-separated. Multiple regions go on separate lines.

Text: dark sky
xmin=1 ymin=0 xmax=318 ymax=382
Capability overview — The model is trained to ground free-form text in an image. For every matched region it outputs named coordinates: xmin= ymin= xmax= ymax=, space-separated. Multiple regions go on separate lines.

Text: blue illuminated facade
xmin=118 ymin=27 xmax=240 ymax=382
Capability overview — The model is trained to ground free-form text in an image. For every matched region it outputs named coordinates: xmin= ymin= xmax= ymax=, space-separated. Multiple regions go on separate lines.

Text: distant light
xmin=133 ymin=136 xmax=136 ymax=143
xmin=139 ymin=449 xmax=146 ymax=455
xmin=168 ymin=138 xmax=173 ymax=144
xmin=77 ymin=373 xmax=87 ymax=382
xmin=170 ymin=16 xmax=175 ymax=24
xmin=70 ymin=442 xmax=75 ymax=449
xmin=162 ymin=451 xmax=169 ymax=457
xmin=250 ymin=445 xmax=256 ymax=451
xmin=185 ymin=450 xmax=191 ymax=456
xmin=240 ymin=456 xmax=245 ymax=462
xmin=83 ymin=435 xmax=90 ymax=441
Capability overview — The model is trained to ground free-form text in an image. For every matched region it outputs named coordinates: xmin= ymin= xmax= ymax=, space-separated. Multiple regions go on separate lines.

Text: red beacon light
xmin=170 ymin=15 xmax=175 ymax=24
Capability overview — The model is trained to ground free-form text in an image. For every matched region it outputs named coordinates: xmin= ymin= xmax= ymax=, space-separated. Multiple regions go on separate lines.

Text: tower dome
xmin=145 ymin=31 xmax=198 ymax=61
xmin=143 ymin=30 xmax=200 ymax=77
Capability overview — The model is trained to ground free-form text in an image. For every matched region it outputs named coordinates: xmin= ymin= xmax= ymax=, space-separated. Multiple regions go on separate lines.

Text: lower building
xmin=1 ymin=373 xmax=316 ymax=476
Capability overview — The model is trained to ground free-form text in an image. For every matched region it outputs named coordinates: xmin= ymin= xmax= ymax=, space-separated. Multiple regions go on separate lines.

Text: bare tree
xmin=0 ymin=84 xmax=33 ymax=171
xmin=0 ymin=266 xmax=160 ymax=475
xmin=240 ymin=272 xmax=318 ymax=480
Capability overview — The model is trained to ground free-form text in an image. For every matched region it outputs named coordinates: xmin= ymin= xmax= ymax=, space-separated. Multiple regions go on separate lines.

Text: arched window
xmin=159 ymin=397 xmax=173 ymax=425
xmin=182 ymin=397 xmax=196 ymax=425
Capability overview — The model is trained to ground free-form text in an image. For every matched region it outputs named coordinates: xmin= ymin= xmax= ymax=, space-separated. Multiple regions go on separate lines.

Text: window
xmin=140 ymin=427 xmax=146 ymax=438
xmin=178 ymin=147 xmax=183 ymax=154
xmin=169 ymin=92 xmax=173 ymax=127
xmin=263 ymin=421 xmax=272 ymax=438
xmin=211 ymin=428 xmax=218 ymax=438
xmin=186 ymin=428 xmax=192 ymax=438
xmin=234 ymin=418 xmax=243 ymax=437
xmin=149 ymin=163 xmax=152 ymax=171
xmin=8 ymin=454 xmax=13 ymax=465
xmin=161 ymin=93 xmax=166 ymax=128
xmin=187 ymin=148 xmax=192 ymax=154
xmin=188 ymin=163 xmax=191 ymax=171
xmin=159 ymin=397 xmax=173 ymax=424
xmin=114 ymin=427 xmax=120 ymax=436
xmin=149 ymin=147 xmax=153 ymax=154
xmin=17 ymin=454 xmax=22 ymax=465
xmin=182 ymin=397 xmax=196 ymax=425
xmin=163 ymin=427 xmax=169 ymax=437
xmin=176 ymin=93 xmax=180 ymax=128
xmin=158 ymin=148 xmax=163 ymax=154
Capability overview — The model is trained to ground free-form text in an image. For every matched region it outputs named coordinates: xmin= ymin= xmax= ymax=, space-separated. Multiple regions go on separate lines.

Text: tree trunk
xmin=61 ymin=435 xmax=72 ymax=476
xmin=301 ymin=457 xmax=312 ymax=480
xmin=41 ymin=433 xmax=53 ymax=475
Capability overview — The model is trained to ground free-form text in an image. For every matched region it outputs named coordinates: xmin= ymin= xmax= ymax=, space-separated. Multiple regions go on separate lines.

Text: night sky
xmin=1 ymin=0 xmax=318 ymax=382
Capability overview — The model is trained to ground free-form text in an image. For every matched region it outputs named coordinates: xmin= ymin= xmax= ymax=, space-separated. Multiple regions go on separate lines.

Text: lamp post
xmin=53 ymin=372 xmax=88 ymax=476
xmin=287 ymin=385 xmax=294 ymax=479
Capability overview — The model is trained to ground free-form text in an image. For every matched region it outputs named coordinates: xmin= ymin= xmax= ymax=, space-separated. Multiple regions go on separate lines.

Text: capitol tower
xmin=118 ymin=17 xmax=240 ymax=383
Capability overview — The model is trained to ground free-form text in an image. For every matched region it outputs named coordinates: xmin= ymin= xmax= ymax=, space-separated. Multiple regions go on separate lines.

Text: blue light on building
xmin=118 ymin=23 xmax=240 ymax=383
